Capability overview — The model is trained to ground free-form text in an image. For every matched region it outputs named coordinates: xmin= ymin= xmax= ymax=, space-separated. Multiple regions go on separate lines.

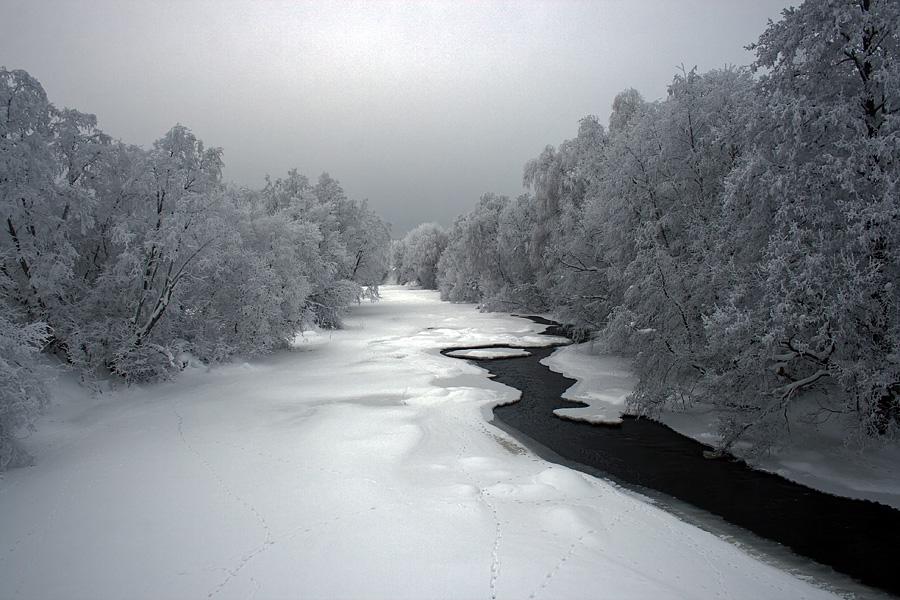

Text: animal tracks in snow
xmin=441 ymin=408 xmax=510 ymax=599
xmin=171 ymin=401 xmax=274 ymax=599
xmin=441 ymin=402 xmax=622 ymax=600
xmin=528 ymin=527 xmax=597 ymax=599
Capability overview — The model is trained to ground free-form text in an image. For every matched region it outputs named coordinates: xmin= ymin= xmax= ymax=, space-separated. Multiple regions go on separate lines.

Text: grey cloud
xmin=0 ymin=0 xmax=794 ymax=236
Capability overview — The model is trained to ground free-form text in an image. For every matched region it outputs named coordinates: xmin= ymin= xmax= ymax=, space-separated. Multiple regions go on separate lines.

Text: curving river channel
xmin=443 ymin=325 xmax=900 ymax=598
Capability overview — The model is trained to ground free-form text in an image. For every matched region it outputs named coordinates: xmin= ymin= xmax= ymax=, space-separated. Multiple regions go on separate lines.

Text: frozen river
xmin=0 ymin=287 xmax=850 ymax=599
xmin=447 ymin=339 xmax=899 ymax=597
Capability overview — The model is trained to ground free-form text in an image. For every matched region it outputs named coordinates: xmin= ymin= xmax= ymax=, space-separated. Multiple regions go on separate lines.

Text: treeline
xmin=0 ymin=68 xmax=391 ymax=468
xmin=395 ymin=0 xmax=900 ymax=456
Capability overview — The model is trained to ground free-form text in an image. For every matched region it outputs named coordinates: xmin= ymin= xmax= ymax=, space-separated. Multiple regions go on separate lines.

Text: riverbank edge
xmin=486 ymin=411 xmax=895 ymax=600
xmin=510 ymin=314 xmax=900 ymax=512
xmin=440 ymin=339 xmax=897 ymax=599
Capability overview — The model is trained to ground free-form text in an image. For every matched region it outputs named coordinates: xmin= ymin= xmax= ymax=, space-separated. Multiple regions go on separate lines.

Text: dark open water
xmin=442 ymin=337 xmax=900 ymax=598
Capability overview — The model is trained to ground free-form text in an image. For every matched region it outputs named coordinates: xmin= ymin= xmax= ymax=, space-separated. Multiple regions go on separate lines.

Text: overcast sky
xmin=1 ymin=0 xmax=794 ymax=236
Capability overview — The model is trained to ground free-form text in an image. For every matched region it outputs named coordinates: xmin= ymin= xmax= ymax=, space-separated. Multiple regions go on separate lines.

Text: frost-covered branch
xmin=774 ymin=370 xmax=831 ymax=401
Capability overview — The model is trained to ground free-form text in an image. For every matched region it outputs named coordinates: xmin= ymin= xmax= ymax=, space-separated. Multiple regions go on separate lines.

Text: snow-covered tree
xmin=703 ymin=0 xmax=900 ymax=451
xmin=488 ymin=193 xmax=545 ymax=312
xmin=334 ymin=198 xmax=392 ymax=298
xmin=0 ymin=67 xmax=401 ymax=468
xmin=0 ymin=68 xmax=101 ymax=332
xmin=397 ymin=222 xmax=448 ymax=290
xmin=175 ymin=187 xmax=318 ymax=360
xmin=0 ymin=295 xmax=50 ymax=470
xmin=436 ymin=216 xmax=478 ymax=302
xmin=63 ymin=125 xmax=226 ymax=380
xmin=527 ymin=115 xmax=609 ymax=332
xmin=592 ymin=68 xmax=757 ymax=416
xmin=261 ymin=170 xmax=390 ymax=328
xmin=433 ymin=191 xmax=546 ymax=310
xmin=412 ymin=0 xmax=899 ymax=456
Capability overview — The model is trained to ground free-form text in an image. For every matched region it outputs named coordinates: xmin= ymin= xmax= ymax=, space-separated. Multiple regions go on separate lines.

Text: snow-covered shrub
xmin=0 ymin=311 xmax=50 ymax=470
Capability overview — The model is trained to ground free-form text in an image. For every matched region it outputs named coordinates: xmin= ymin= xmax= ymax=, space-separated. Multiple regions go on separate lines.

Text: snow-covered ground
xmin=0 ymin=287 xmax=852 ymax=599
xmin=542 ymin=345 xmax=635 ymax=426
xmin=444 ymin=347 xmax=535 ymax=360
xmin=546 ymin=343 xmax=900 ymax=511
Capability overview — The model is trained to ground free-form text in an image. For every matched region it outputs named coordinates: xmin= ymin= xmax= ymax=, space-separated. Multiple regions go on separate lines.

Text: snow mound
xmin=444 ymin=347 xmax=531 ymax=360
xmin=542 ymin=343 xmax=636 ymax=425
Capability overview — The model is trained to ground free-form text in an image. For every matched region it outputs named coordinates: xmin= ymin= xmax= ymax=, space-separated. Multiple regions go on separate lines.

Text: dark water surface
xmin=443 ymin=340 xmax=900 ymax=598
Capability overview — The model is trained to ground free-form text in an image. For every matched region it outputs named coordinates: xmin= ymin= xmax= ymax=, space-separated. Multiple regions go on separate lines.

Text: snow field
xmin=0 ymin=287 xmax=841 ymax=599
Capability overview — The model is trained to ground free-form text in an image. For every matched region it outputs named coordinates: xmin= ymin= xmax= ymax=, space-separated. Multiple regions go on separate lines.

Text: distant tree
xmin=488 ymin=193 xmax=545 ymax=311
xmin=261 ymin=170 xmax=389 ymax=328
xmin=523 ymin=138 xmax=587 ymax=288
xmin=390 ymin=238 xmax=407 ymax=284
xmin=436 ymin=215 xmax=477 ymax=302
xmin=432 ymin=191 xmax=545 ymax=309
xmin=529 ymin=115 xmax=608 ymax=331
xmin=335 ymin=199 xmax=392 ymax=298
xmin=397 ymin=222 xmax=448 ymax=290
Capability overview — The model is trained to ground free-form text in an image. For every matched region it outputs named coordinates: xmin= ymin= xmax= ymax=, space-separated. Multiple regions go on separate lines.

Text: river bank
xmin=444 ymin=342 xmax=899 ymax=597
